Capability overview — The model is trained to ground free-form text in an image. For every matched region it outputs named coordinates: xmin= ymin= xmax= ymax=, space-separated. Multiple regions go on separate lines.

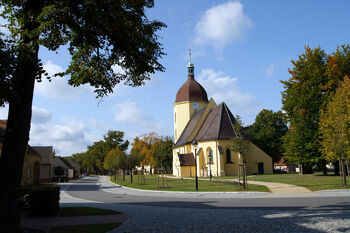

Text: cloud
xmin=35 ymin=60 xmax=91 ymax=99
xmin=113 ymin=100 xmax=164 ymax=135
xmin=29 ymin=118 xmax=92 ymax=156
xmin=194 ymin=1 xmax=252 ymax=49
xmin=266 ymin=63 xmax=275 ymax=77
xmin=197 ymin=69 xmax=260 ymax=124
xmin=31 ymin=106 xmax=52 ymax=124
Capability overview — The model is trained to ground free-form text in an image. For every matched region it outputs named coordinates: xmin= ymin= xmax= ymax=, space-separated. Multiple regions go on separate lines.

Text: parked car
xmin=274 ymin=169 xmax=287 ymax=174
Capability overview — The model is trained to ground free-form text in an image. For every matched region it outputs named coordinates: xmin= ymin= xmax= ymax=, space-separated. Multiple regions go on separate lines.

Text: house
xmin=65 ymin=158 xmax=81 ymax=178
xmin=172 ymin=59 xmax=273 ymax=177
xmin=32 ymin=146 xmax=53 ymax=183
xmin=0 ymin=120 xmax=41 ymax=185
xmin=53 ymin=156 xmax=74 ymax=180
xmin=274 ymin=156 xmax=297 ymax=173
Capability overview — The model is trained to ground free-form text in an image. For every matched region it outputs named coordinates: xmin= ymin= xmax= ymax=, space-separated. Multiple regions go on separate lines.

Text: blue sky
xmin=1 ymin=0 xmax=350 ymax=156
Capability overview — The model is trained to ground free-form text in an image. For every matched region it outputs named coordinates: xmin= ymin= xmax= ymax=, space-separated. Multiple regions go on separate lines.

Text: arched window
xmin=208 ymin=149 xmax=213 ymax=163
xmin=226 ymin=148 xmax=232 ymax=163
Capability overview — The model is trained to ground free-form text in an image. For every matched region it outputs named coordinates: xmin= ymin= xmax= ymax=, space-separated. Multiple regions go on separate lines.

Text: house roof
xmin=26 ymin=145 xmax=41 ymax=157
xmin=174 ymin=105 xmax=206 ymax=148
xmin=178 ymin=153 xmax=195 ymax=166
xmin=175 ymin=76 xmax=208 ymax=103
xmin=32 ymin=146 xmax=53 ymax=164
xmin=58 ymin=157 xmax=74 ymax=169
xmin=66 ymin=158 xmax=80 ymax=170
xmin=274 ymin=156 xmax=287 ymax=166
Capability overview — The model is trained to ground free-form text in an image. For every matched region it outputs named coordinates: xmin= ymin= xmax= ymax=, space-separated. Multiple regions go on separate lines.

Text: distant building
xmin=274 ymin=156 xmax=296 ymax=173
xmin=32 ymin=146 xmax=54 ymax=183
xmin=53 ymin=156 xmax=74 ymax=180
xmin=0 ymin=120 xmax=41 ymax=185
xmin=66 ymin=158 xmax=81 ymax=178
xmin=172 ymin=58 xmax=273 ymax=177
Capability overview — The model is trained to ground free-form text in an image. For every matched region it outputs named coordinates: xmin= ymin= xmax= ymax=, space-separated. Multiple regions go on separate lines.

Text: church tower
xmin=173 ymin=51 xmax=209 ymax=142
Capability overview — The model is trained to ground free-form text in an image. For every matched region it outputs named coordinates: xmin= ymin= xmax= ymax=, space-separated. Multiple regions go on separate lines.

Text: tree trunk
xmin=0 ymin=2 xmax=42 ymax=232
xmin=302 ymin=163 xmax=313 ymax=174
xmin=334 ymin=161 xmax=340 ymax=176
xmin=130 ymin=169 xmax=133 ymax=183
xmin=341 ymin=158 xmax=347 ymax=186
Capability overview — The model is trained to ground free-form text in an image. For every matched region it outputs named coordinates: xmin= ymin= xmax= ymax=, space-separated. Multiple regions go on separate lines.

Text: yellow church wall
xmin=217 ymin=139 xmax=273 ymax=175
xmin=173 ymin=101 xmax=207 ymax=142
xmin=180 ymin=166 xmax=196 ymax=177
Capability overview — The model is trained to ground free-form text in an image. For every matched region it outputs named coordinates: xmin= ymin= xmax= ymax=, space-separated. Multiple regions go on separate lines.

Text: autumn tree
xmin=281 ymin=45 xmax=350 ymax=174
xmin=245 ymin=109 xmax=288 ymax=163
xmin=319 ymin=76 xmax=350 ymax=185
xmin=0 ymin=1 xmax=165 ymax=231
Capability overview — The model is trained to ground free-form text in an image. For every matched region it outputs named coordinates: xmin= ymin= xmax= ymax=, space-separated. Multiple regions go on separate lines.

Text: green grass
xmin=111 ymin=175 xmax=270 ymax=192
xmin=58 ymin=206 xmax=122 ymax=217
xmin=49 ymin=223 xmax=122 ymax=233
xmin=249 ymin=173 xmax=350 ymax=191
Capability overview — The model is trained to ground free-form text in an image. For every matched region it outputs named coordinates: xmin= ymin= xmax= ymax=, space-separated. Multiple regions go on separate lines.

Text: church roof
xmin=195 ymin=102 xmax=238 ymax=141
xmin=174 ymin=106 xmax=206 ymax=148
xmin=174 ymin=102 xmax=244 ymax=148
xmin=175 ymin=77 xmax=209 ymax=103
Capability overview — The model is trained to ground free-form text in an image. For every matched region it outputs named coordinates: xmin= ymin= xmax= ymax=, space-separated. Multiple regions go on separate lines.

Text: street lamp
xmin=192 ymin=139 xmax=198 ymax=191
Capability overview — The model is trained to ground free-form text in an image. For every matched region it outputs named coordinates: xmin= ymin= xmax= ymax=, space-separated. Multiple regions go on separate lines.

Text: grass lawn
xmin=49 ymin=223 xmax=122 ymax=233
xmin=58 ymin=206 xmax=122 ymax=217
xmin=249 ymin=173 xmax=350 ymax=191
xmin=110 ymin=175 xmax=270 ymax=192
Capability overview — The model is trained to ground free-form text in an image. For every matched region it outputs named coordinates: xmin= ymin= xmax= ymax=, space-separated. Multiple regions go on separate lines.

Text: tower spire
xmin=187 ymin=49 xmax=194 ymax=77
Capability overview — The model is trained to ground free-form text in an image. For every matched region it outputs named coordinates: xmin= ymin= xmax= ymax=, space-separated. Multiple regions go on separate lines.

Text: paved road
xmin=62 ymin=176 xmax=350 ymax=232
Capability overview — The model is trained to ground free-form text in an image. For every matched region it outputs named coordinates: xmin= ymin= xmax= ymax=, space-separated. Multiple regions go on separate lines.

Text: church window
xmin=208 ymin=149 xmax=213 ymax=164
xmin=226 ymin=149 xmax=232 ymax=163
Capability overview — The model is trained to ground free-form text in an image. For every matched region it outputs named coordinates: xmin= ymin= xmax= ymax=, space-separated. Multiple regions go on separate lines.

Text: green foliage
xmin=19 ymin=185 xmax=60 ymax=217
xmin=152 ymin=136 xmax=173 ymax=170
xmin=280 ymin=45 xmax=350 ymax=170
xmin=319 ymin=76 xmax=350 ymax=161
xmin=0 ymin=0 xmax=166 ymax=102
xmin=231 ymin=115 xmax=250 ymax=158
xmin=245 ymin=109 xmax=288 ymax=162
xmin=54 ymin=166 xmax=64 ymax=177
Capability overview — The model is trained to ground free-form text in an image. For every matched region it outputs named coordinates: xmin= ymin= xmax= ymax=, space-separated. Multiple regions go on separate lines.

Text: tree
xmin=104 ymin=130 xmax=129 ymax=152
xmin=231 ymin=115 xmax=250 ymax=189
xmin=103 ymin=149 xmax=119 ymax=173
xmin=280 ymin=45 xmax=350 ymax=174
xmin=245 ymin=109 xmax=288 ymax=163
xmin=319 ymin=76 xmax=350 ymax=184
xmin=0 ymin=1 xmax=165 ymax=231
xmin=152 ymin=136 xmax=173 ymax=172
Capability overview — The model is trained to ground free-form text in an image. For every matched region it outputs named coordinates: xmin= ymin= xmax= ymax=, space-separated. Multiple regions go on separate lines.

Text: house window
xmin=27 ymin=167 xmax=31 ymax=179
xmin=226 ymin=149 xmax=232 ymax=163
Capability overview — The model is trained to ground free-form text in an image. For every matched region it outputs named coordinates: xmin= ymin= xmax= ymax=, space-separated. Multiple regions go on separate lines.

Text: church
xmin=172 ymin=58 xmax=272 ymax=177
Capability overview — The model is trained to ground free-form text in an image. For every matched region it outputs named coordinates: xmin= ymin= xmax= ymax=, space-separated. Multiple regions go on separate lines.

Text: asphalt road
xmin=62 ymin=176 xmax=350 ymax=232
xmin=65 ymin=176 xmax=350 ymax=211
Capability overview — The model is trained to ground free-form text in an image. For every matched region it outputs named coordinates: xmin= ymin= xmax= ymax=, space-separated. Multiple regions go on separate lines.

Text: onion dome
xmin=175 ymin=59 xmax=208 ymax=103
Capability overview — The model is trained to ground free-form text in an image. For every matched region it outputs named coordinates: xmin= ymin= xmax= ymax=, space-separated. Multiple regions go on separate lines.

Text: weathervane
xmin=189 ymin=49 xmax=192 ymax=62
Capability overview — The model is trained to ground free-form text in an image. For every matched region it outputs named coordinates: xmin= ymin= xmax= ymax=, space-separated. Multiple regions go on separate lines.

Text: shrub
xmin=19 ymin=185 xmax=60 ymax=217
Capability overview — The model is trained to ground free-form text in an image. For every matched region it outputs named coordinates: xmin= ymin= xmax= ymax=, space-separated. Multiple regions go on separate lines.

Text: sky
xmin=1 ymin=0 xmax=350 ymax=156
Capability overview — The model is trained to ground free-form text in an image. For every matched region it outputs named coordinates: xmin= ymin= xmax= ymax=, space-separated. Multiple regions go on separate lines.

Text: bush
xmin=19 ymin=185 xmax=60 ymax=217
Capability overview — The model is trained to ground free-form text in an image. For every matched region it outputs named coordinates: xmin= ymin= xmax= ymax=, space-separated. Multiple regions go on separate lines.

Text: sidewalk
xmin=20 ymin=180 xmax=128 ymax=232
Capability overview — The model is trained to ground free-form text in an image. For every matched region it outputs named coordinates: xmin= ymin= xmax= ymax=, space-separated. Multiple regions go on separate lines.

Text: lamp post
xmin=209 ymin=152 xmax=212 ymax=182
xmin=192 ymin=140 xmax=198 ymax=191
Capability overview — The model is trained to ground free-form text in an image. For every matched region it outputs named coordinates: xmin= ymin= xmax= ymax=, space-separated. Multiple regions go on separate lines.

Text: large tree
xmin=0 ymin=1 xmax=165 ymax=232
xmin=245 ymin=109 xmax=288 ymax=163
xmin=319 ymin=76 xmax=350 ymax=184
xmin=152 ymin=136 xmax=173 ymax=172
xmin=280 ymin=45 xmax=350 ymax=174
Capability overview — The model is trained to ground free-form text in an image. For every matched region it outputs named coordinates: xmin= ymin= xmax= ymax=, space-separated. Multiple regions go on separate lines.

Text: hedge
xmin=19 ymin=185 xmax=60 ymax=217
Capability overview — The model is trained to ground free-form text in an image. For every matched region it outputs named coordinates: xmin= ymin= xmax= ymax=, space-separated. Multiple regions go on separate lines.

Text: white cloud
xmin=197 ymin=69 xmax=260 ymax=123
xmin=31 ymin=106 xmax=52 ymax=124
xmin=113 ymin=100 xmax=164 ymax=135
xmin=35 ymin=60 xmax=91 ymax=99
xmin=194 ymin=1 xmax=252 ymax=49
xmin=29 ymin=118 xmax=92 ymax=156
xmin=266 ymin=63 xmax=275 ymax=77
